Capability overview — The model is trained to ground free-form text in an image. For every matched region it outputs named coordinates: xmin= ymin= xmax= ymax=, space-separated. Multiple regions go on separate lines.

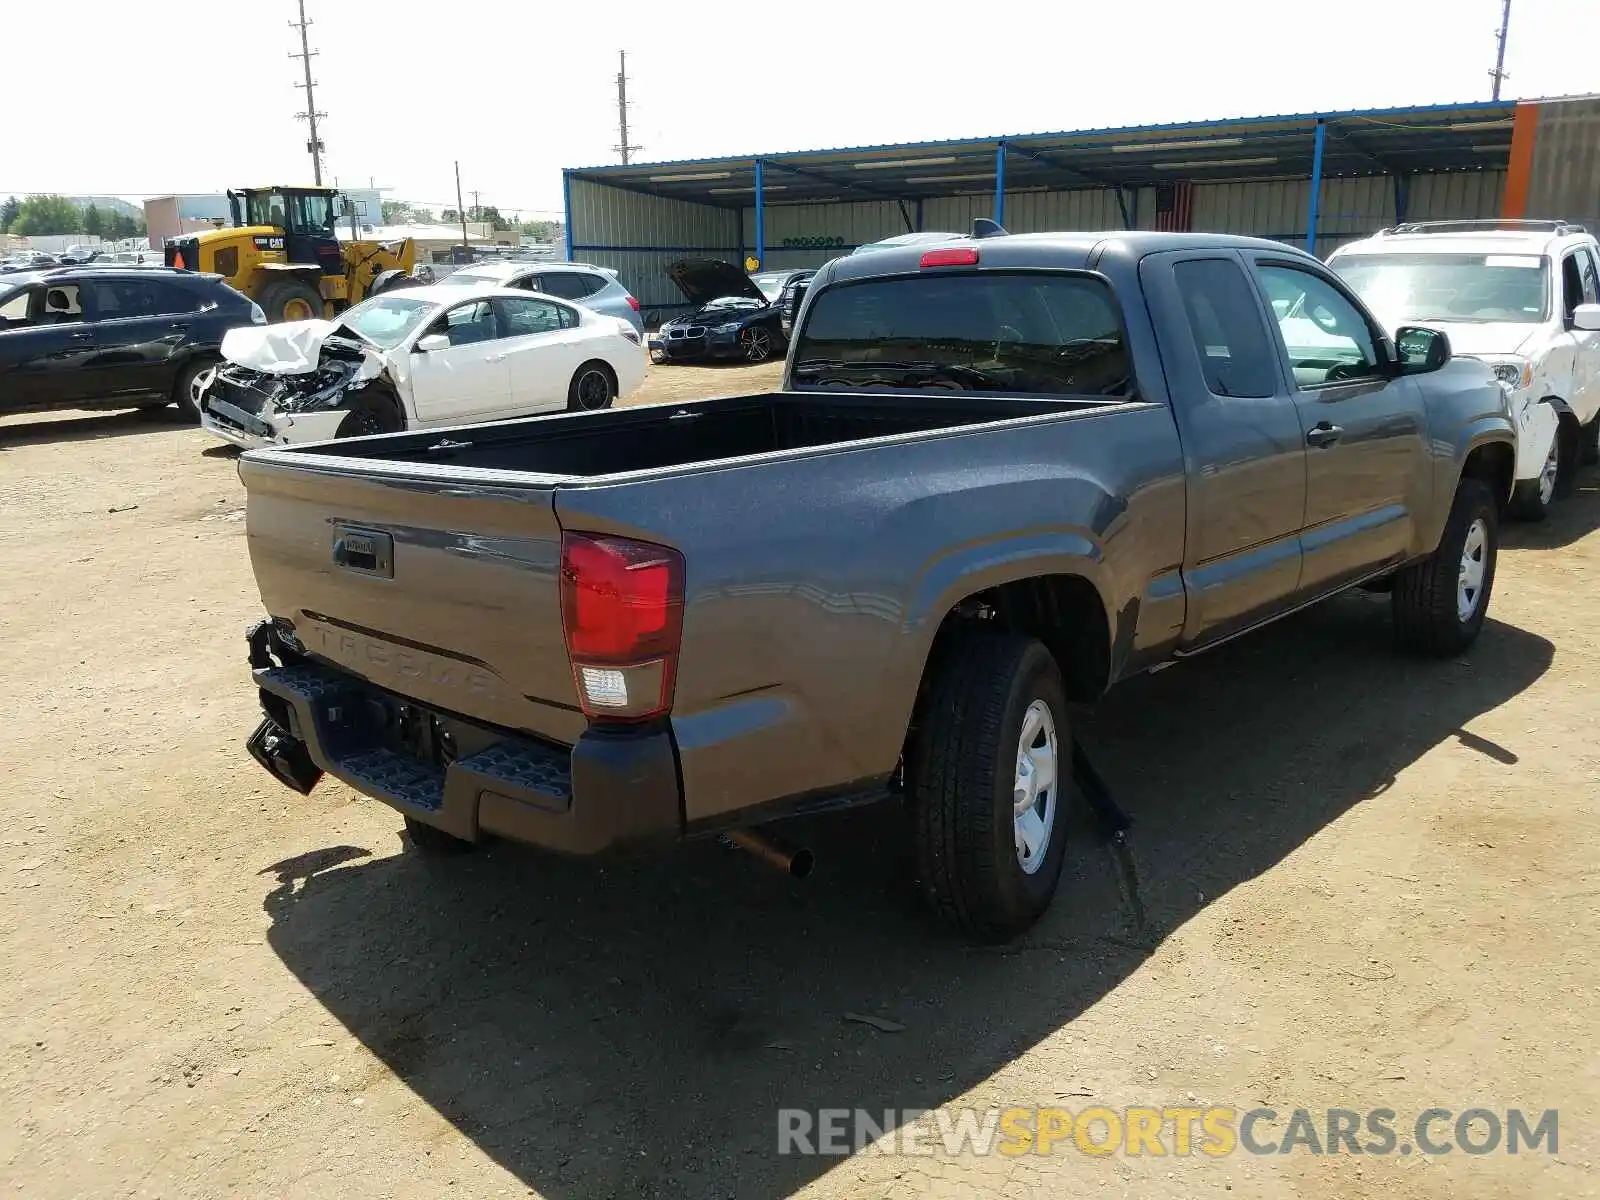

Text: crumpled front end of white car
xmin=197 ymin=325 xmax=390 ymax=449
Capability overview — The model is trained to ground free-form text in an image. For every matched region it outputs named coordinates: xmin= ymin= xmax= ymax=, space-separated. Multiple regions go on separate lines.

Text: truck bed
xmin=285 ymin=392 xmax=1098 ymax=477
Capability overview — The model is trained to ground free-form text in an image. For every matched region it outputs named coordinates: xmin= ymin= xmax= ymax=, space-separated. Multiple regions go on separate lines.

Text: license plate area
xmin=332 ymin=526 xmax=393 ymax=578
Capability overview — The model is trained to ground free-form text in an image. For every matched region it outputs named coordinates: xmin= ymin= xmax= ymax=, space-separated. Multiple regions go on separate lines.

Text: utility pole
xmin=614 ymin=50 xmax=642 ymax=164
xmin=455 ymin=161 xmax=470 ymax=257
xmin=1490 ymin=0 xmax=1512 ymax=100
xmin=471 ymin=190 xmax=481 ymax=220
xmin=290 ymin=0 xmax=327 ymax=185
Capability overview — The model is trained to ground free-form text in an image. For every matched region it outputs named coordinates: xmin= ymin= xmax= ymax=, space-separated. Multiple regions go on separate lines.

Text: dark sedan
xmin=649 ymin=260 xmax=811 ymax=364
xmin=0 ymin=267 xmax=264 ymax=422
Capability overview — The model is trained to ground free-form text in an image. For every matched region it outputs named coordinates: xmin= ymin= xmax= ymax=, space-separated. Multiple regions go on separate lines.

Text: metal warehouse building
xmin=562 ymin=94 xmax=1600 ymax=322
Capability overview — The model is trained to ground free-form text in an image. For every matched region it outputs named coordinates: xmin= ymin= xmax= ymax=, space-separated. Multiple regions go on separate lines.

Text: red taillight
xmin=560 ymin=531 xmax=685 ymax=722
xmin=626 ymin=295 xmax=641 ymax=311
xmin=920 ymin=247 xmax=979 ymax=268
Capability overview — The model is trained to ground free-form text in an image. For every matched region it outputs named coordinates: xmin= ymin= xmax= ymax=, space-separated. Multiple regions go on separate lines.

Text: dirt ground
xmin=1 ymin=365 xmax=1596 ymax=1199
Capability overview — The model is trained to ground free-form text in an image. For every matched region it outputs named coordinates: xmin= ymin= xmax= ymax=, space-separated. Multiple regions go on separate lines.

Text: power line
xmin=290 ymin=0 xmax=327 ymax=186
xmin=614 ymin=50 xmax=642 ymax=165
xmin=1490 ymin=0 xmax=1512 ymax=100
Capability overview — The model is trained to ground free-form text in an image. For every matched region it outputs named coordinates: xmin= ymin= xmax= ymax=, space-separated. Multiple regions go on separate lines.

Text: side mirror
xmin=1393 ymin=325 xmax=1451 ymax=374
xmin=1573 ymin=302 xmax=1600 ymax=332
xmin=415 ymin=333 xmax=449 ymax=353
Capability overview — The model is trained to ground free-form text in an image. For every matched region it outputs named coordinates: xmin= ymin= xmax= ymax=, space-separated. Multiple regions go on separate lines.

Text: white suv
xmin=1329 ymin=220 xmax=1600 ymax=519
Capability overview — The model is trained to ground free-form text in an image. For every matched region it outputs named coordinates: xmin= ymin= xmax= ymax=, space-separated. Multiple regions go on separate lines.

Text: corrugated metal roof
xmin=566 ymin=98 xmax=1541 ymax=208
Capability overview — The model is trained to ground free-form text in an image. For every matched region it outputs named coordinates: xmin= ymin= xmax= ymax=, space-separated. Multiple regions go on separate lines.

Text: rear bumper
xmin=252 ymin=660 xmax=682 ymax=855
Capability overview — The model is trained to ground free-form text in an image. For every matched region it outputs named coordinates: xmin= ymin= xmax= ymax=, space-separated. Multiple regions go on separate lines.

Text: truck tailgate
xmin=240 ymin=454 xmax=585 ymax=746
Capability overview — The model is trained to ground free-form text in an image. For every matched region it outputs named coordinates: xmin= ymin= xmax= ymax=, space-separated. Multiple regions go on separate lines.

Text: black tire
xmin=403 ymin=816 xmax=474 ymax=857
xmin=257 ymin=279 xmax=324 ymax=324
xmin=737 ymin=324 xmax=776 ymax=362
xmin=567 ymin=361 xmax=617 ymax=411
xmin=172 ymin=356 xmax=217 ymax=423
xmin=1392 ymin=477 xmax=1498 ymax=656
xmin=334 ymin=391 xmax=404 ymax=439
xmin=1582 ymin=418 xmax=1600 ymax=466
xmin=368 ymin=268 xmax=416 ymax=298
xmin=908 ymin=631 xmax=1071 ymax=942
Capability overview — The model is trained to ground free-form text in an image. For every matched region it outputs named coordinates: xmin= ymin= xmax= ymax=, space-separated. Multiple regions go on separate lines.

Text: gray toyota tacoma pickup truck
xmin=237 ymin=224 xmax=1516 ymax=941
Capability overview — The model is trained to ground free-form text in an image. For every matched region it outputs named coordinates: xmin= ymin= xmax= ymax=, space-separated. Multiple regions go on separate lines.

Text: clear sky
xmin=3 ymin=0 xmax=1593 ymax=218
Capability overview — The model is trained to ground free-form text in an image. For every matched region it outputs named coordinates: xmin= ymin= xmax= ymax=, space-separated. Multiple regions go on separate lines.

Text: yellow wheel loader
xmin=162 ymin=186 xmax=417 ymax=323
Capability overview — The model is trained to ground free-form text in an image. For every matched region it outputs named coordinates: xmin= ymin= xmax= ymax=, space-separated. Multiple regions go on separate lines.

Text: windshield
xmin=792 ymin=272 xmax=1130 ymax=398
xmin=750 ymin=273 xmax=790 ymax=301
xmin=336 ymin=296 xmax=436 ymax=349
xmin=244 ymin=191 xmax=287 ymax=228
xmin=1331 ymin=252 xmax=1550 ymax=324
xmin=432 ymin=272 xmax=499 ymax=288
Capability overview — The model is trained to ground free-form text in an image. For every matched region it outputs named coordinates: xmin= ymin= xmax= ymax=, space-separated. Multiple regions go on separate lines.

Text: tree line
xmin=1 ymin=195 xmax=148 ymax=241
xmin=380 ymin=200 xmax=562 ymax=243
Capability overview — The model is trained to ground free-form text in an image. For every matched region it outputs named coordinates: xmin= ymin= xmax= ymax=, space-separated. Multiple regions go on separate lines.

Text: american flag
xmin=1153 ymin=182 xmax=1194 ymax=232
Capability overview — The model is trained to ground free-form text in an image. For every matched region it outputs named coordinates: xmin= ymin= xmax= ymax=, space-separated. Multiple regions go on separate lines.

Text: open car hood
xmin=667 ymin=258 xmax=767 ymax=307
xmin=220 ymin=318 xmax=384 ymax=376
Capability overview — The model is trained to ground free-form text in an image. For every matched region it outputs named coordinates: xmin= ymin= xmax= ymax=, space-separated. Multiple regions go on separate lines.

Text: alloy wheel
xmin=1537 ymin=439 xmax=1559 ymax=506
xmin=575 ymin=370 xmax=611 ymax=410
xmin=1457 ymin=517 xmax=1489 ymax=622
xmin=1012 ymin=699 xmax=1059 ymax=875
xmin=740 ymin=328 xmax=772 ymax=362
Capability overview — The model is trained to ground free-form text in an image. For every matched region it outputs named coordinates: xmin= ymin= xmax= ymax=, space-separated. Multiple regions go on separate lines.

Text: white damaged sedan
xmin=197 ymin=282 xmax=646 ymax=449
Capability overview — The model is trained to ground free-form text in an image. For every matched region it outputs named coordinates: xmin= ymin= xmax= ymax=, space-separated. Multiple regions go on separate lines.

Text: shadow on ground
xmin=1500 ymin=464 xmax=1600 ymax=551
xmin=0 ymin=406 xmax=186 ymax=448
xmin=263 ymin=594 xmax=1551 ymax=1198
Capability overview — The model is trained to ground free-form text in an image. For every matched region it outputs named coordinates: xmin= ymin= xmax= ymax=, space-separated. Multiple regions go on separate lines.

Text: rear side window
xmin=539 ymin=271 xmax=601 ymax=299
xmin=1172 ymin=259 xmax=1279 ymax=398
xmin=791 ymin=271 xmax=1130 ymax=398
xmin=87 ymin=277 xmax=199 ymax=317
xmin=496 ymin=295 xmax=578 ymax=335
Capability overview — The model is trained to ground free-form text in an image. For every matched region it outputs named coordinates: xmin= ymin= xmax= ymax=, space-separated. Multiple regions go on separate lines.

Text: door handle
xmin=1306 ymin=421 xmax=1344 ymax=448
xmin=487 ymin=354 xmax=506 ymax=363
xmin=68 ymin=331 xmax=92 ymax=341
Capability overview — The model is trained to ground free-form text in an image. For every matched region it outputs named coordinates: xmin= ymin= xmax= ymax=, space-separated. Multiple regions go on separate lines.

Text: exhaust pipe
xmin=725 ymin=827 xmax=815 ymax=879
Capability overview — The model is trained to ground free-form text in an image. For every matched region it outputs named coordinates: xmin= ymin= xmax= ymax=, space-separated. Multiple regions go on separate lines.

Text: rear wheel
xmin=908 ymin=631 xmax=1072 ymax=942
xmin=1391 ymin=478 xmax=1498 ymax=656
xmin=738 ymin=325 xmax=775 ymax=362
xmin=403 ymin=816 xmax=474 ymax=857
xmin=334 ymin=392 xmax=404 ymax=439
xmin=257 ymin=279 xmax=324 ymax=324
xmin=567 ymin=361 xmax=617 ymax=411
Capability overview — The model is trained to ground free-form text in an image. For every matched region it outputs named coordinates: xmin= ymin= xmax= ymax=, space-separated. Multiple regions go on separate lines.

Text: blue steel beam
xmin=1305 ymin=119 xmax=1326 ymax=254
xmin=995 ymin=142 xmax=1007 ymax=226
xmin=757 ymin=160 xmax=907 ymax=202
xmin=754 ymin=158 xmax=765 ymax=268
xmin=562 ymin=171 xmax=574 ymax=261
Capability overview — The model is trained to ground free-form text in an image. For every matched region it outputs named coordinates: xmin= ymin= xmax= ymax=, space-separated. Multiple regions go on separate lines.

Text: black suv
xmin=0 ymin=267 xmax=262 ymax=422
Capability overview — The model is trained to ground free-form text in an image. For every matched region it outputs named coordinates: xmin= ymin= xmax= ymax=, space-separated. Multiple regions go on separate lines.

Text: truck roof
xmin=822 ymin=229 xmax=1322 ymax=283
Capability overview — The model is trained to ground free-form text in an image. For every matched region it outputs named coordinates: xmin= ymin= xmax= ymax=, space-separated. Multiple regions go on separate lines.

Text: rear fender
xmin=880 ymin=533 xmax=1116 ymax=753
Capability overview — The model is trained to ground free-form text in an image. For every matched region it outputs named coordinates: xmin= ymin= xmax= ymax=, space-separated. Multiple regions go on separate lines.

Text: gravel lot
xmin=1 ymin=364 xmax=1596 ymax=1199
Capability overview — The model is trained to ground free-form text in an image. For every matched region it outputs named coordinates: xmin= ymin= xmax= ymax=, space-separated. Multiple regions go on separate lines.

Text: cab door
xmin=405 ymin=298 xmax=514 ymax=425
xmin=1246 ymin=255 xmax=1431 ymax=595
xmin=1565 ymin=246 xmax=1600 ymax=424
xmin=0 ymin=283 xmax=100 ymax=412
xmin=493 ymin=295 xmax=587 ymax=412
xmin=1139 ymin=251 xmax=1307 ymax=648
xmin=77 ymin=276 xmax=195 ymax=401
